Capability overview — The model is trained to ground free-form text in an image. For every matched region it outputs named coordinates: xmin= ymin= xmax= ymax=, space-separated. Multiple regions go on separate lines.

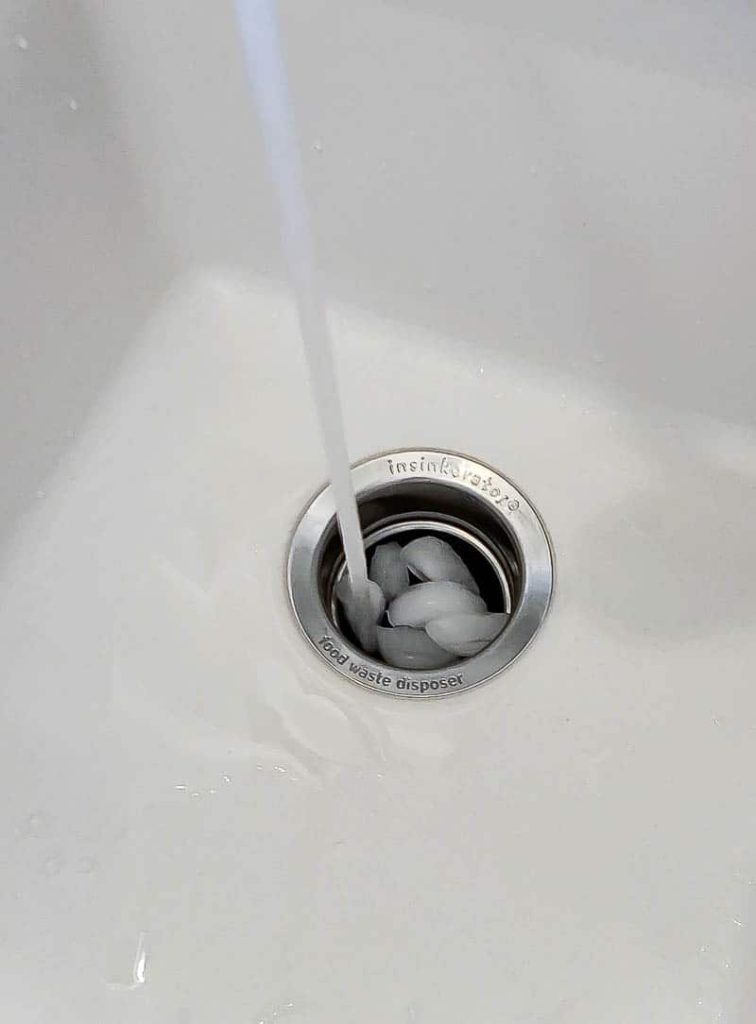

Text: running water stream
xmin=233 ymin=0 xmax=507 ymax=666
xmin=233 ymin=0 xmax=377 ymax=642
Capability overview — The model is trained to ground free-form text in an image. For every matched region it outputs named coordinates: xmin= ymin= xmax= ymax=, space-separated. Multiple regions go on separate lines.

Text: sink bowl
xmin=2 ymin=2 xmax=756 ymax=1021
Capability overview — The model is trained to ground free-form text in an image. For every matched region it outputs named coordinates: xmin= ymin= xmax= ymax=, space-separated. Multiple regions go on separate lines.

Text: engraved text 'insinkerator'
xmin=386 ymin=456 xmax=519 ymax=510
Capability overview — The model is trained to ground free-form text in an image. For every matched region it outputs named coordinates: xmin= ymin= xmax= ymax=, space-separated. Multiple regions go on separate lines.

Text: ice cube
xmin=376 ymin=626 xmax=454 ymax=670
xmin=387 ymin=580 xmax=486 ymax=629
xmin=425 ymin=611 xmax=508 ymax=657
xmin=369 ymin=541 xmax=410 ymax=602
xmin=402 ymin=536 xmax=480 ymax=594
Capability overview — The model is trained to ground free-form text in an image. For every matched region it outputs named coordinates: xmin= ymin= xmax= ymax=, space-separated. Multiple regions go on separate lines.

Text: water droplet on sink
xmin=14 ymin=34 xmax=29 ymax=50
xmin=312 ymin=139 xmax=323 ymax=153
xmin=256 ymin=1000 xmax=297 ymax=1023
xmin=67 ymin=97 xmax=79 ymax=111
xmin=106 ymin=931 xmax=149 ymax=990
xmin=133 ymin=932 xmax=148 ymax=985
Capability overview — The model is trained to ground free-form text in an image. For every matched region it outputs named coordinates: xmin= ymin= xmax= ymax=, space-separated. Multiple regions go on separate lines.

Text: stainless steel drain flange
xmin=287 ymin=449 xmax=554 ymax=698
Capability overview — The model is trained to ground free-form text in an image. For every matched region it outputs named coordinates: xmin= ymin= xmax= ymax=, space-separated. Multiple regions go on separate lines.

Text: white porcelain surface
xmin=2 ymin=2 xmax=756 ymax=1022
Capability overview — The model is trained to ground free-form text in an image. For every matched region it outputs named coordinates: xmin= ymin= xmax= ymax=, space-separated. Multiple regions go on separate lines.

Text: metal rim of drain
xmin=287 ymin=449 xmax=554 ymax=699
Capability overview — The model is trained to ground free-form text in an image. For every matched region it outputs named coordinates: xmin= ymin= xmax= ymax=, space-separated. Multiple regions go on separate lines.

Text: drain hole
xmin=289 ymin=451 xmax=553 ymax=696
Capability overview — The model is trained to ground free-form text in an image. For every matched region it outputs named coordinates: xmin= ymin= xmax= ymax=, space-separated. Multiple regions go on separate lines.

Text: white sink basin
xmin=2 ymin=2 xmax=756 ymax=1021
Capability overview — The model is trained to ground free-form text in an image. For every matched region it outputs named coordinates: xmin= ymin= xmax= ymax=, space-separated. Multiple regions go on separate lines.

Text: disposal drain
xmin=287 ymin=449 xmax=554 ymax=698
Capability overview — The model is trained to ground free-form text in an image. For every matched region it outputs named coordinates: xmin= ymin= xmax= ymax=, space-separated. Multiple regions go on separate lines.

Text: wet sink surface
xmin=3 ymin=274 xmax=756 ymax=1022
xmin=2 ymin=1 xmax=756 ymax=1021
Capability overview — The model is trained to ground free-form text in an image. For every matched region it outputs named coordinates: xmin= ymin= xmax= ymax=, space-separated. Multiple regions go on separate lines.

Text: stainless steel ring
xmin=287 ymin=449 xmax=554 ymax=698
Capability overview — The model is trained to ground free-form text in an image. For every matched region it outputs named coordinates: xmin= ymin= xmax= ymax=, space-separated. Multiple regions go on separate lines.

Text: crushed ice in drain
xmin=338 ymin=535 xmax=508 ymax=668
